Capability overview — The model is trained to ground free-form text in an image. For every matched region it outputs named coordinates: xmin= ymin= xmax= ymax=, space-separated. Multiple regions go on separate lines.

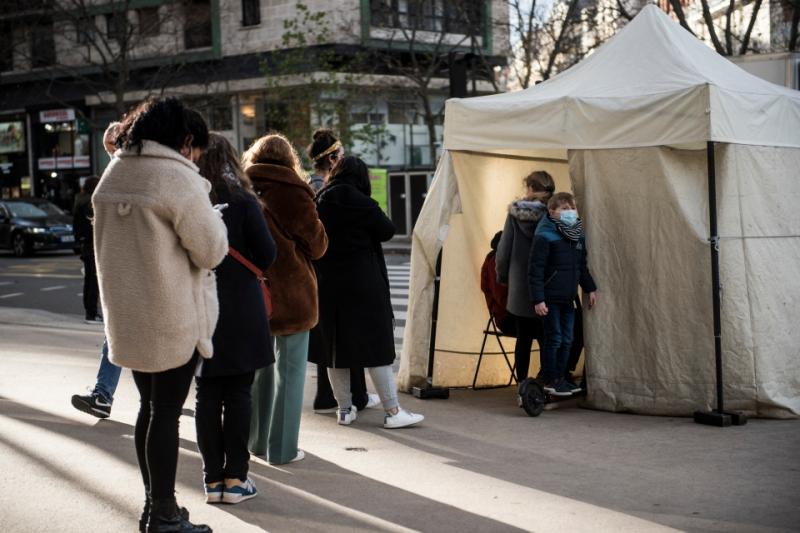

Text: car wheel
xmin=12 ymin=233 xmax=31 ymax=257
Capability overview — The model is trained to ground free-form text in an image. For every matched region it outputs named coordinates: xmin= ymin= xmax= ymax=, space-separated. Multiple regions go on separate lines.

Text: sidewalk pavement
xmin=0 ymin=306 xmax=798 ymax=533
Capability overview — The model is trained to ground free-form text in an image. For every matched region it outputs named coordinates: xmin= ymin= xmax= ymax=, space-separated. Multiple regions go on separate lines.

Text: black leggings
xmin=195 ymin=372 xmax=255 ymax=483
xmin=514 ymin=315 xmax=545 ymax=383
xmin=132 ymin=353 xmax=197 ymax=500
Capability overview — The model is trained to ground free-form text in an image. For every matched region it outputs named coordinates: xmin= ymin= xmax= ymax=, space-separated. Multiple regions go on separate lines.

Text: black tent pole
xmin=694 ymin=142 xmax=746 ymax=427
xmin=413 ymin=248 xmax=449 ymax=399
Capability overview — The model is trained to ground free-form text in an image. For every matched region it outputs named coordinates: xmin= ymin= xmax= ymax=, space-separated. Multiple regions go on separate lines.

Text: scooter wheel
xmin=519 ymin=378 xmax=546 ymax=417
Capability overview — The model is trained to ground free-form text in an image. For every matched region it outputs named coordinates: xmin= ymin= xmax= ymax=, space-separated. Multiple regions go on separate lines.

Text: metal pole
xmin=427 ymin=249 xmax=443 ymax=380
xmin=706 ymin=141 xmax=724 ymax=413
xmin=413 ymin=248 xmax=449 ymax=399
xmin=694 ymin=141 xmax=746 ymax=426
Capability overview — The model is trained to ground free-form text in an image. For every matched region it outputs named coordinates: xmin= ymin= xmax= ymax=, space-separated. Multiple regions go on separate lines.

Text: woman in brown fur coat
xmin=243 ymin=133 xmax=328 ymax=465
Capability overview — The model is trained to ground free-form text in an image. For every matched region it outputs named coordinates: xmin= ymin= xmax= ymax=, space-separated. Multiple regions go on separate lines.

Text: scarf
xmin=553 ymin=217 xmax=584 ymax=242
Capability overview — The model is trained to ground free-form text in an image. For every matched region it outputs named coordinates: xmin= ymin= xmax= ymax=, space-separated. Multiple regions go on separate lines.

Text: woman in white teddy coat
xmin=93 ymin=98 xmax=227 ymax=533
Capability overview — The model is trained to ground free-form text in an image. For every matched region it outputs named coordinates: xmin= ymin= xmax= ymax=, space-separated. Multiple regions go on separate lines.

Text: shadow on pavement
xmin=0 ymin=395 xmax=526 ymax=533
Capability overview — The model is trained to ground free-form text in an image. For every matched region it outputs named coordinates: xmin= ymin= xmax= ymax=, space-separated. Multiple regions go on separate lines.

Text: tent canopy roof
xmin=444 ymin=5 xmax=800 ymax=154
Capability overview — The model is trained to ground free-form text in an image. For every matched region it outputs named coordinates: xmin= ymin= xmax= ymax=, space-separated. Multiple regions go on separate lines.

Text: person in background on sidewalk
xmin=305 ymin=128 xmax=380 ymax=415
xmin=194 ymin=133 xmax=277 ymax=505
xmin=244 ymin=133 xmax=328 ymax=465
xmin=315 ymin=156 xmax=424 ymax=429
xmin=94 ymin=97 xmax=226 ymax=533
xmin=529 ymin=192 xmax=598 ymax=397
xmin=496 ymin=171 xmax=555 ymax=383
xmin=73 ymin=175 xmax=102 ymax=324
xmin=70 ymin=122 xmax=123 ymax=419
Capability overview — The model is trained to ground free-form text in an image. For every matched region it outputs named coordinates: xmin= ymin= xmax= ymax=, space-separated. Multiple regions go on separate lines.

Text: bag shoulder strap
xmin=228 ymin=246 xmax=265 ymax=280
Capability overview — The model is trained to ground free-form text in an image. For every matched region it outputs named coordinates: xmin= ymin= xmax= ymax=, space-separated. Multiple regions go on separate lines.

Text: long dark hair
xmin=198 ymin=132 xmax=257 ymax=204
xmin=115 ymin=97 xmax=208 ymax=154
xmin=307 ymin=128 xmax=340 ymax=172
xmin=329 ymin=156 xmax=371 ymax=196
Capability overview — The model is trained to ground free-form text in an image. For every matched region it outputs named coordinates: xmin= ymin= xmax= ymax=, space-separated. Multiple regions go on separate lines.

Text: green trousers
xmin=248 ymin=330 xmax=309 ymax=464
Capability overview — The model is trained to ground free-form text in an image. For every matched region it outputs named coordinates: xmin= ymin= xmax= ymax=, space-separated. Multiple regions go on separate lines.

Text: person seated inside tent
xmin=480 ymin=231 xmax=516 ymax=335
xmin=529 ymin=192 xmax=597 ymax=397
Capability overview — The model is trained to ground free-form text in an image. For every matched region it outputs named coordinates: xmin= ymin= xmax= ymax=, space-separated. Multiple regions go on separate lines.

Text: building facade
xmin=0 ymin=0 xmax=509 ymax=234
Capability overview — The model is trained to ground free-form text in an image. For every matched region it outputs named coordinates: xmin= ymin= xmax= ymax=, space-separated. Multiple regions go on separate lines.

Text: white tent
xmin=397 ymin=5 xmax=800 ymax=418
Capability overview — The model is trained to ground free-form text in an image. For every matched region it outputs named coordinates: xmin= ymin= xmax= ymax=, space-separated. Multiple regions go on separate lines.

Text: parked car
xmin=19 ymin=197 xmax=80 ymax=254
xmin=0 ymin=201 xmax=75 ymax=257
xmin=19 ymin=197 xmax=73 ymax=224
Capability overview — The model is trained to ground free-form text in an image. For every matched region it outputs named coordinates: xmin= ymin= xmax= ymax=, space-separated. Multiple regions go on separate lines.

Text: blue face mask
xmin=559 ymin=209 xmax=578 ymax=226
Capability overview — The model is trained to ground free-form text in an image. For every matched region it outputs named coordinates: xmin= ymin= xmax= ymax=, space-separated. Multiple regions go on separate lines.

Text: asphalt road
xmin=0 ymin=250 xmax=86 ymax=317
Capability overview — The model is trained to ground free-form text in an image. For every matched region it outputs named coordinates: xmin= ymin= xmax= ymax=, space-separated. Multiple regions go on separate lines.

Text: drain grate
xmin=345 ymin=447 xmax=368 ymax=452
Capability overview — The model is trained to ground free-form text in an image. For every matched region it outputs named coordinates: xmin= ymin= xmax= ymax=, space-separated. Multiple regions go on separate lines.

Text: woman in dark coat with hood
xmin=315 ymin=156 xmax=424 ymax=429
xmin=496 ymin=171 xmax=554 ymax=383
xmin=194 ymin=133 xmax=276 ymax=505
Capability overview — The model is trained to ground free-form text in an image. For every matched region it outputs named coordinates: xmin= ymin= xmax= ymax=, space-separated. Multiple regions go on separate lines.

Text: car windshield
xmin=6 ymin=202 xmax=48 ymax=218
xmin=26 ymin=200 xmax=64 ymax=216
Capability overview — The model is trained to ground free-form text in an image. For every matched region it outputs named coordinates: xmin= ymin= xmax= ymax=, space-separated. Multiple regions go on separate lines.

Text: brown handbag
xmin=228 ymin=246 xmax=273 ymax=319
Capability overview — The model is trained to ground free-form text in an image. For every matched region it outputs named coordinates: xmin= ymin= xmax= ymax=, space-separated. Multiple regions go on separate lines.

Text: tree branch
xmin=739 ymin=0 xmax=763 ymax=55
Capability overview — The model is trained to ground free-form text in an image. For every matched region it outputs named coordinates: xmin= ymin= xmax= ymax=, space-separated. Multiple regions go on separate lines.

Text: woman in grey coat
xmin=496 ymin=171 xmax=555 ymax=382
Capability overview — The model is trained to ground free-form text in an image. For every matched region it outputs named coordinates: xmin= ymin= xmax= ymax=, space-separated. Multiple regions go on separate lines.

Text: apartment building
xmin=0 ymin=0 xmax=509 ymax=234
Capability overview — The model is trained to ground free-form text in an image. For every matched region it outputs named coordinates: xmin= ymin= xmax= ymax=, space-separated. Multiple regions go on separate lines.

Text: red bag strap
xmin=228 ymin=246 xmax=265 ymax=280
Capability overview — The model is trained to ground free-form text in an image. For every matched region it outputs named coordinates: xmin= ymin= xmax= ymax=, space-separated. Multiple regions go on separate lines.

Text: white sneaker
xmin=337 ymin=406 xmax=357 ymax=426
xmin=365 ymin=393 xmax=381 ymax=409
xmin=384 ymin=408 xmax=424 ymax=429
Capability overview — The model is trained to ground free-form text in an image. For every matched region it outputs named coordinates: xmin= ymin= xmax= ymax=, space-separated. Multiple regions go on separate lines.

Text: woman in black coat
xmin=194 ymin=133 xmax=276 ymax=505
xmin=315 ymin=156 xmax=424 ymax=429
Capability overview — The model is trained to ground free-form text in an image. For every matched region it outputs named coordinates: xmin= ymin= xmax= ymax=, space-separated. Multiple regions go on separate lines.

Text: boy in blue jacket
xmin=528 ymin=192 xmax=597 ymax=396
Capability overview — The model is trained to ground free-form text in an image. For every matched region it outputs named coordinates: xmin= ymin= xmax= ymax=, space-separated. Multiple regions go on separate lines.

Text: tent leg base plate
xmin=412 ymin=386 xmax=450 ymax=399
xmin=693 ymin=410 xmax=747 ymax=427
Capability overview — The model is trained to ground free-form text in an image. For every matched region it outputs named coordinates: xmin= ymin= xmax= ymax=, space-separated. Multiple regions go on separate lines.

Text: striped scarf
xmin=554 ymin=217 xmax=584 ymax=242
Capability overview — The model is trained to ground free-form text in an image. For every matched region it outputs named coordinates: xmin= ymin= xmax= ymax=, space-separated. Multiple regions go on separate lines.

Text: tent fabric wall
xmin=398 ymin=151 xmax=570 ymax=390
xmin=571 ymin=145 xmax=800 ymax=418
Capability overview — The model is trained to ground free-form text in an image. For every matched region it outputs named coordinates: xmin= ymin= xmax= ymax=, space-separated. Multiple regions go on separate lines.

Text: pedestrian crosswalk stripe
xmin=41 ymin=285 xmax=66 ymax=292
xmin=390 ymin=288 xmax=409 ymax=296
xmin=391 ymin=297 xmax=407 ymax=307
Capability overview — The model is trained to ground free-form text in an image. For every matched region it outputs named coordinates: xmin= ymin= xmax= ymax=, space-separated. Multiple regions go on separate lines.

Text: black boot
xmin=139 ymin=498 xmax=191 ymax=533
xmin=147 ymin=498 xmax=210 ymax=533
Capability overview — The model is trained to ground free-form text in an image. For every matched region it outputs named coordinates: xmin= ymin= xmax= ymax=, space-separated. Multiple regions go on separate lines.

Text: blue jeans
xmin=541 ymin=302 xmax=575 ymax=383
xmin=94 ymin=339 xmax=121 ymax=403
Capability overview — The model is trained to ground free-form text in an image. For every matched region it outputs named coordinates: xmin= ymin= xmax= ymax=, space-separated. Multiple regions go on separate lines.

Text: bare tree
xmin=366 ymin=1 xmax=495 ymax=165
xmin=2 ymin=0 xmax=202 ymax=122
xmin=505 ymin=0 xmax=633 ymax=87
xmin=664 ymin=0 xmax=766 ymax=55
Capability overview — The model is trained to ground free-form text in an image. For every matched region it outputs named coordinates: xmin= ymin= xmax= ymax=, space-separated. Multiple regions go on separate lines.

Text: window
xmin=209 ymin=105 xmax=233 ymax=131
xmin=241 ymin=0 xmax=260 ymax=27
xmin=351 ymin=112 xmax=385 ymax=124
xmin=75 ymin=17 xmax=95 ymax=45
xmin=31 ymin=21 xmax=55 ymax=67
xmin=138 ymin=7 xmax=160 ymax=36
xmin=370 ymin=0 xmax=483 ymax=35
xmin=105 ymin=12 xmax=128 ymax=42
xmin=388 ymin=102 xmax=418 ymax=125
xmin=0 ymin=23 xmax=13 ymax=71
xmin=184 ymin=0 xmax=212 ymax=49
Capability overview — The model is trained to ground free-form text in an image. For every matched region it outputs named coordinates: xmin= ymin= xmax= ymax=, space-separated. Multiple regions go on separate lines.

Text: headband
xmin=313 ymin=140 xmax=342 ymax=161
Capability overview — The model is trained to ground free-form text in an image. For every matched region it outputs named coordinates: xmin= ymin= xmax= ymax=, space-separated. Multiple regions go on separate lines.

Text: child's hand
xmin=587 ymin=291 xmax=597 ymax=309
xmin=534 ymin=302 xmax=548 ymax=316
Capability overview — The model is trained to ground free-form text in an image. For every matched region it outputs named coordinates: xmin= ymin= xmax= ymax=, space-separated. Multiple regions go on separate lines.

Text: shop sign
xmin=38 ymin=157 xmax=56 ymax=170
xmin=73 ymin=155 xmax=90 ymax=168
xmin=56 ymin=156 xmax=74 ymax=169
xmin=40 ymin=109 xmax=76 ymax=123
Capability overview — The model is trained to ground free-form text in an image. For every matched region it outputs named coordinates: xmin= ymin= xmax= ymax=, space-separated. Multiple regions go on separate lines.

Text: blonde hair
xmin=241 ymin=133 xmax=304 ymax=177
